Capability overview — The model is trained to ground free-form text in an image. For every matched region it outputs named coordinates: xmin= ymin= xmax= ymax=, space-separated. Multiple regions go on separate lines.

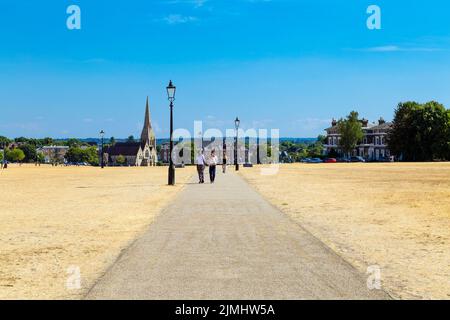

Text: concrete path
xmin=86 ymin=169 xmax=389 ymax=300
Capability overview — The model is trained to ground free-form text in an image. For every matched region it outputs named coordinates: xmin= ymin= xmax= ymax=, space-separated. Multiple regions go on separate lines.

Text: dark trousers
xmin=197 ymin=165 xmax=205 ymax=183
xmin=209 ymin=165 xmax=216 ymax=183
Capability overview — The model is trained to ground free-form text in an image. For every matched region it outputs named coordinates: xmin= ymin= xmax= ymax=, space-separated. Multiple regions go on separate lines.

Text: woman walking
xmin=208 ymin=149 xmax=218 ymax=184
xmin=222 ymin=149 xmax=227 ymax=173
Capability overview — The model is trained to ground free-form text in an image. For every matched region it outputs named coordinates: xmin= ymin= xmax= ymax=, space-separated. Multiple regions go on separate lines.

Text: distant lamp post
xmin=100 ymin=130 xmax=105 ymax=169
xmin=166 ymin=80 xmax=176 ymax=185
xmin=234 ymin=117 xmax=240 ymax=171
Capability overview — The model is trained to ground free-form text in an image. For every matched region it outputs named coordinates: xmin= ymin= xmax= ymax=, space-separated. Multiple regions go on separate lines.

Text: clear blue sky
xmin=1 ymin=0 xmax=449 ymax=138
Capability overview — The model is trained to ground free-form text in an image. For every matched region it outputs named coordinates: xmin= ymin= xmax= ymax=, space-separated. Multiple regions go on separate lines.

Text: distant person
xmin=196 ymin=150 xmax=206 ymax=184
xmin=222 ymin=150 xmax=227 ymax=173
xmin=208 ymin=149 xmax=218 ymax=184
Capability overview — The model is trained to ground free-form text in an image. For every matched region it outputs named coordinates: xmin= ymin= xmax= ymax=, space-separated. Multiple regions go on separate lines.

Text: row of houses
xmin=323 ymin=117 xmax=392 ymax=161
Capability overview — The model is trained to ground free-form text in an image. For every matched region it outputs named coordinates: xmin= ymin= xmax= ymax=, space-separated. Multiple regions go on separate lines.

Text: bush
xmin=116 ymin=155 xmax=126 ymax=166
xmin=6 ymin=148 xmax=26 ymax=162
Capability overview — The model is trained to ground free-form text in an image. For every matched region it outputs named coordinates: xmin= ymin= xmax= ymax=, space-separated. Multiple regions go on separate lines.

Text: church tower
xmin=140 ymin=97 xmax=157 ymax=165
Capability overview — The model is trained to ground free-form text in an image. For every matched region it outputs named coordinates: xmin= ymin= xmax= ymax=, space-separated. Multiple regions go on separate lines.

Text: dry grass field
xmin=0 ymin=164 xmax=194 ymax=299
xmin=239 ymin=163 xmax=450 ymax=299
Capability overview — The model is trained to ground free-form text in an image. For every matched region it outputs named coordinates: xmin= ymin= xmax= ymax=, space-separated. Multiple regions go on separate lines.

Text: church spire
xmin=141 ymin=96 xmax=154 ymax=146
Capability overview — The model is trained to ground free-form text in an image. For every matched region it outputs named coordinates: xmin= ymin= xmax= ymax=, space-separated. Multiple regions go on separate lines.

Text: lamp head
xmin=166 ymin=80 xmax=176 ymax=102
xmin=234 ymin=117 xmax=240 ymax=129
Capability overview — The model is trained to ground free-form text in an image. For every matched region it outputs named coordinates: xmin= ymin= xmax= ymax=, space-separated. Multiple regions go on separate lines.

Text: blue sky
xmin=1 ymin=0 xmax=449 ymax=138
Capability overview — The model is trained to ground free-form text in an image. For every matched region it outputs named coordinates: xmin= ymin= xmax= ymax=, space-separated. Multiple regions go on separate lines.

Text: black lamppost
xmin=167 ymin=80 xmax=176 ymax=185
xmin=234 ymin=117 xmax=240 ymax=171
xmin=100 ymin=130 xmax=105 ymax=169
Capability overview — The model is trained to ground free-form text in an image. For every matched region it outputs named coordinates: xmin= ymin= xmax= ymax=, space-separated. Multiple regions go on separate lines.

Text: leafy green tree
xmin=317 ymin=134 xmax=327 ymax=144
xmin=66 ymin=138 xmax=81 ymax=148
xmin=85 ymin=146 xmax=99 ymax=166
xmin=65 ymin=147 xmax=88 ymax=163
xmin=307 ymin=142 xmax=324 ymax=158
xmin=14 ymin=137 xmax=29 ymax=143
xmin=0 ymin=136 xmax=11 ymax=147
xmin=109 ymin=137 xmax=116 ymax=146
xmin=37 ymin=152 xmax=45 ymax=164
xmin=41 ymin=137 xmax=54 ymax=146
xmin=388 ymin=101 xmax=450 ymax=161
xmin=20 ymin=144 xmax=37 ymax=162
xmin=337 ymin=111 xmax=364 ymax=157
xmin=6 ymin=148 xmax=26 ymax=162
xmin=116 ymin=155 xmax=126 ymax=166
xmin=127 ymin=135 xmax=135 ymax=143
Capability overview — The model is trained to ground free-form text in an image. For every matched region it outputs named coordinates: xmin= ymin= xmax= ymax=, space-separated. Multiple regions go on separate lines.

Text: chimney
xmin=378 ymin=117 xmax=386 ymax=125
xmin=331 ymin=118 xmax=337 ymax=127
xmin=361 ymin=118 xmax=369 ymax=127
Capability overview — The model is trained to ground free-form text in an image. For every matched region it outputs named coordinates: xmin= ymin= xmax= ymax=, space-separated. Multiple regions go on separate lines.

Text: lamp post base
xmin=168 ymin=165 xmax=175 ymax=185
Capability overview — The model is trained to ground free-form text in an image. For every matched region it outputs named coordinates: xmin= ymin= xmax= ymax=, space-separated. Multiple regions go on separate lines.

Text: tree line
xmin=335 ymin=101 xmax=450 ymax=161
xmin=0 ymin=137 xmax=99 ymax=165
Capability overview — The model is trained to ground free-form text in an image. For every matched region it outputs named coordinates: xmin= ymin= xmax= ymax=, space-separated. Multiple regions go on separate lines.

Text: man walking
xmin=208 ymin=149 xmax=218 ymax=184
xmin=196 ymin=150 xmax=206 ymax=184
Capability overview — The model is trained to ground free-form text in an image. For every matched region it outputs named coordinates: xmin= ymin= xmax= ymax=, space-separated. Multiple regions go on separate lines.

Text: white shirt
xmin=196 ymin=154 xmax=206 ymax=165
xmin=208 ymin=155 xmax=218 ymax=166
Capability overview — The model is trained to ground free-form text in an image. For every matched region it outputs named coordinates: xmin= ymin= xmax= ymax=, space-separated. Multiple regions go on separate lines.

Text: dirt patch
xmin=0 ymin=164 xmax=194 ymax=299
xmin=239 ymin=163 xmax=450 ymax=299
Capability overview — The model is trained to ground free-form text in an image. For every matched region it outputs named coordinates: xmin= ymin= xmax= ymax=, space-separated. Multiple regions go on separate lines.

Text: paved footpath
xmin=86 ymin=170 xmax=390 ymax=300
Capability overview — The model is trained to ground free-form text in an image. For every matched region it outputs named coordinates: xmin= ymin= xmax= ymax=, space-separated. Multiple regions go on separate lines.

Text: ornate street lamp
xmin=100 ymin=130 xmax=105 ymax=169
xmin=166 ymin=80 xmax=176 ymax=185
xmin=235 ymin=117 xmax=240 ymax=171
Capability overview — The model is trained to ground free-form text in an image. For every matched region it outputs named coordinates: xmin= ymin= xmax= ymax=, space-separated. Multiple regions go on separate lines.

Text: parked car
xmin=350 ymin=156 xmax=366 ymax=162
xmin=308 ymin=158 xmax=323 ymax=163
xmin=337 ymin=158 xmax=351 ymax=163
xmin=324 ymin=158 xmax=337 ymax=163
xmin=301 ymin=158 xmax=312 ymax=163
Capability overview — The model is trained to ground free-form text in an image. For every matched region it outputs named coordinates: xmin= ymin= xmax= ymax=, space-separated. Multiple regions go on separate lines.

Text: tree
xmin=109 ymin=137 xmax=116 ymax=146
xmin=85 ymin=146 xmax=99 ymax=166
xmin=0 ymin=136 xmax=11 ymax=147
xmin=66 ymin=138 xmax=81 ymax=148
xmin=14 ymin=137 xmax=29 ymax=143
xmin=337 ymin=111 xmax=364 ymax=157
xmin=116 ymin=155 xmax=126 ymax=166
xmin=387 ymin=101 xmax=450 ymax=161
xmin=20 ymin=144 xmax=37 ymax=162
xmin=127 ymin=135 xmax=135 ymax=143
xmin=317 ymin=134 xmax=327 ymax=145
xmin=65 ymin=147 xmax=88 ymax=163
xmin=36 ymin=152 xmax=45 ymax=164
xmin=6 ymin=148 xmax=26 ymax=162
xmin=65 ymin=146 xmax=99 ymax=165
xmin=41 ymin=137 xmax=54 ymax=146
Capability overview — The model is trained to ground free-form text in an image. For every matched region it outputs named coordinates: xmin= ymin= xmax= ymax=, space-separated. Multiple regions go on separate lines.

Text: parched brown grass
xmin=0 ymin=164 xmax=194 ymax=299
xmin=240 ymin=163 xmax=450 ymax=299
